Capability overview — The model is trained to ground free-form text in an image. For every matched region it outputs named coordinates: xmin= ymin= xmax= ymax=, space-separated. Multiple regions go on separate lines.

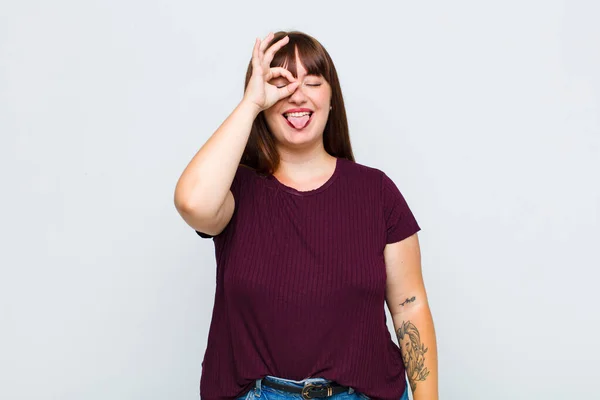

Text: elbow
xmin=175 ymin=198 xmax=216 ymax=221
xmin=174 ymin=190 xmax=193 ymax=215
xmin=173 ymin=182 xmax=222 ymax=221
xmin=174 ymin=185 xmax=206 ymax=216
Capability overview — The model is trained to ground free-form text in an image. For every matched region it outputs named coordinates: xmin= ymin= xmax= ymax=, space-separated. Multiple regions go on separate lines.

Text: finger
xmin=278 ymin=81 xmax=300 ymax=99
xmin=280 ymin=67 xmax=296 ymax=82
xmin=258 ymin=32 xmax=274 ymax=56
xmin=263 ymin=35 xmax=290 ymax=67
xmin=267 ymin=67 xmax=296 ymax=82
xmin=251 ymin=38 xmax=261 ymax=70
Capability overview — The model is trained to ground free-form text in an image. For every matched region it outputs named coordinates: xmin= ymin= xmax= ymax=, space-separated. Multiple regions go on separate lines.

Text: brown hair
xmin=241 ymin=30 xmax=355 ymax=175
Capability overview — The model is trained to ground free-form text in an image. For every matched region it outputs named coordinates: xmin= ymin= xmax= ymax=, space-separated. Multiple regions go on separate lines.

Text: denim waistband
xmin=256 ymin=375 xmax=356 ymax=395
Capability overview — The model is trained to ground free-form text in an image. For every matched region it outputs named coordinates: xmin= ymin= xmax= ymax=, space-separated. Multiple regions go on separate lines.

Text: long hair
xmin=241 ymin=31 xmax=355 ymax=175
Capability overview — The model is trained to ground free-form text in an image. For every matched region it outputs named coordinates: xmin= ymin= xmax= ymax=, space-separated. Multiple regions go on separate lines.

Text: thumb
xmin=279 ymin=81 xmax=300 ymax=99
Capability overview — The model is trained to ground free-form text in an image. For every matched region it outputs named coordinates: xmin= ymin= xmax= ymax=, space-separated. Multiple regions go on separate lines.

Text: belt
xmin=261 ymin=379 xmax=350 ymax=399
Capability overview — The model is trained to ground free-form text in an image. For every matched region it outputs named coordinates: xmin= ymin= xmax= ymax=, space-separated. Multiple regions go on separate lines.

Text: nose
xmin=287 ymin=81 xmax=308 ymax=103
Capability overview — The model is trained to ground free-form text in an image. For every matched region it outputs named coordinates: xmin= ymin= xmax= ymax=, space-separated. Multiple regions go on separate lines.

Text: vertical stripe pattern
xmin=195 ymin=157 xmax=421 ymax=400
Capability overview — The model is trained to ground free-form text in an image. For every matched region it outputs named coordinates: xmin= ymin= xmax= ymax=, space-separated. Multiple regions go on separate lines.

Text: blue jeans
xmin=235 ymin=375 xmax=409 ymax=400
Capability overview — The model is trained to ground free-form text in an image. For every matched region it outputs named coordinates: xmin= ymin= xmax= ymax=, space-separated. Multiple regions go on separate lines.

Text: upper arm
xmin=182 ymin=164 xmax=253 ymax=239
xmin=379 ymin=170 xmax=424 ymax=313
xmin=384 ymin=232 xmax=428 ymax=316
xmin=179 ymin=190 xmax=235 ymax=238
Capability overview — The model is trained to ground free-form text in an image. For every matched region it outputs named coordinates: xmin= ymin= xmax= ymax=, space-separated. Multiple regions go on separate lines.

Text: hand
xmin=242 ymin=32 xmax=299 ymax=112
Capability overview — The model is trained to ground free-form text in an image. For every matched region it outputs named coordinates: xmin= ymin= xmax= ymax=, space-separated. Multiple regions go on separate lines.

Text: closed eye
xmin=276 ymin=83 xmax=321 ymax=88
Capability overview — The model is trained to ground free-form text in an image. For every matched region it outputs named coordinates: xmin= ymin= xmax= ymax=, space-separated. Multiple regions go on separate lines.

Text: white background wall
xmin=1 ymin=1 xmax=598 ymax=399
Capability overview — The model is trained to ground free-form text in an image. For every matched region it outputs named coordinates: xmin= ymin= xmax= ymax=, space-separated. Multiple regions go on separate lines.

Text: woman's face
xmin=263 ymin=49 xmax=332 ymax=148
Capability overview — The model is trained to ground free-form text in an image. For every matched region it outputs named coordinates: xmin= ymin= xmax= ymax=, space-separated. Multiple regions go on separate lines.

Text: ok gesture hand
xmin=243 ymin=32 xmax=299 ymax=112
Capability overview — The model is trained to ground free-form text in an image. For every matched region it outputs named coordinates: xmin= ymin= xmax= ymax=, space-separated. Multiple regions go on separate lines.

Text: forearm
xmin=392 ymin=304 xmax=438 ymax=400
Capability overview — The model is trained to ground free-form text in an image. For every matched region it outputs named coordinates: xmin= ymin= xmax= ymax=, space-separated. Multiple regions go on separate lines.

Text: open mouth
xmin=282 ymin=111 xmax=314 ymax=130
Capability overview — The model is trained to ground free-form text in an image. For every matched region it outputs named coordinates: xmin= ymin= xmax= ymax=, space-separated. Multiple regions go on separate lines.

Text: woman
xmin=174 ymin=31 xmax=438 ymax=400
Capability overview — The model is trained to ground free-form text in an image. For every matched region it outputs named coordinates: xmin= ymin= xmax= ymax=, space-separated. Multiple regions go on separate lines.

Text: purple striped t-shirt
xmin=195 ymin=157 xmax=421 ymax=400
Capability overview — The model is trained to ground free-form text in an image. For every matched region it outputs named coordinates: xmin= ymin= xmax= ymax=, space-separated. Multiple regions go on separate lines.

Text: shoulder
xmin=227 ymin=163 xmax=265 ymax=201
xmin=345 ymin=160 xmax=422 ymax=243
xmin=236 ymin=163 xmax=259 ymax=178
xmin=339 ymin=158 xmax=414 ymax=209
xmin=338 ymin=158 xmax=390 ymax=189
xmin=233 ymin=163 xmax=264 ymax=186
xmin=339 ymin=157 xmax=385 ymax=177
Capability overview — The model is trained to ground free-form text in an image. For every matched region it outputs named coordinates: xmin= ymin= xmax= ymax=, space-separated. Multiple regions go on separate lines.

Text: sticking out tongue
xmin=287 ymin=114 xmax=310 ymax=129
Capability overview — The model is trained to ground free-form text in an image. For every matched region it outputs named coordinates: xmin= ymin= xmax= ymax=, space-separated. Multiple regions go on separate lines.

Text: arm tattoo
xmin=399 ymin=296 xmax=416 ymax=307
xmin=396 ymin=320 xmax=430 ymax=393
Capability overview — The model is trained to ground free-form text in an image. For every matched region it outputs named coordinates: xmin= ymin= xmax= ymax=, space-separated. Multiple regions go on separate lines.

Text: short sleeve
xmin=195 ymin=230 xmax=214 ymax=238
xmin=381 ymin=171 xmax=421 ymax=244
xmin=194 ymin=163 xmax=252 ymax=239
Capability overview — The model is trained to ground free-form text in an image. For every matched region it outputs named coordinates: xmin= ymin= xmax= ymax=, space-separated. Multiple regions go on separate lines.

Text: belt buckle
xmin=301 ymin=383 xmax=331 ymax=399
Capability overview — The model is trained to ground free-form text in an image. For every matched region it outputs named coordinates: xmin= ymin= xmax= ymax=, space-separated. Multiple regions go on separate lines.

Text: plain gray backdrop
xmin=1 ymin=1 xmax=598 ymax=399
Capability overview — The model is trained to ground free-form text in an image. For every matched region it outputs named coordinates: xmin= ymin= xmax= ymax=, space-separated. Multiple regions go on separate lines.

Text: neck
xmin=273 ymin=151 xmax=336 ymax=182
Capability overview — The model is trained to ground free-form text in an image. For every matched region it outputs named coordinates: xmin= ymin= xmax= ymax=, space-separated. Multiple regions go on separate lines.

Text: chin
xmin=283 ymin=129 xmax=324 ymax=147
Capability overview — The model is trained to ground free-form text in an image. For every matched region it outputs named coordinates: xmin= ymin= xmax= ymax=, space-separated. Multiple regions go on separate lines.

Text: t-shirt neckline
xmin=270 ymin=157 xmax=341 ymax=197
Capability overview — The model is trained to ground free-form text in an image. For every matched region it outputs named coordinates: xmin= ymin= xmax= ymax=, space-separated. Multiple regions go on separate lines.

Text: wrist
xmin=239 ymin=98 xmax=262 ymax=118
